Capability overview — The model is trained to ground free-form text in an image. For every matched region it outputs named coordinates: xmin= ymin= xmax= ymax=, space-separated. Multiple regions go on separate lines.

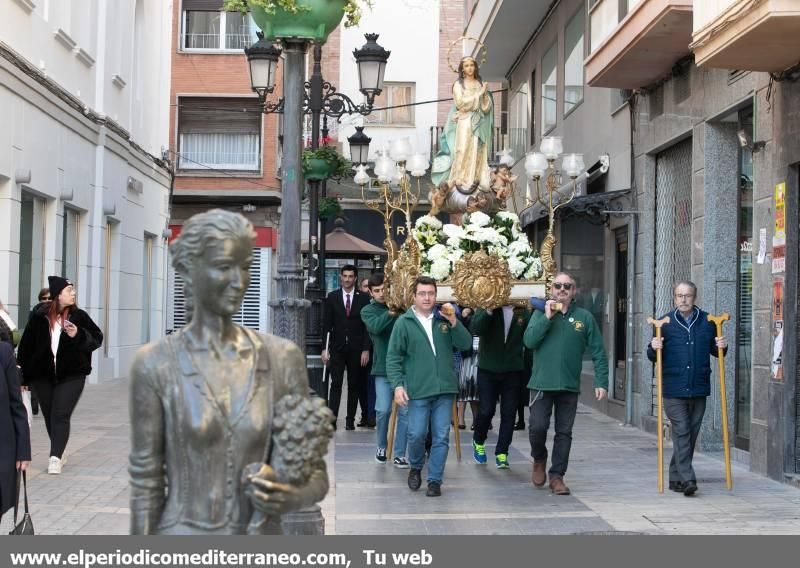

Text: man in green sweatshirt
xmin=470 ymin=306 xmax=531 ymax=469
xmin=386 ymin=277 xmax=472 ymax=497
xmin=524 ymin=272 xmax=608 ymax=495
xmin=361 ymin=272 xmax=409 ymax=468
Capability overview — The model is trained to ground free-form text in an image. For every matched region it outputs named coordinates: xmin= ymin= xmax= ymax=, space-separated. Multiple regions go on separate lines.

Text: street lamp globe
xmin=245 ymin=33 xmax=282 ymax=99
xmin=353 ymin=33 xmax=391 ymax=106
xmin=347 ymin=126 xmax=372 ymax=164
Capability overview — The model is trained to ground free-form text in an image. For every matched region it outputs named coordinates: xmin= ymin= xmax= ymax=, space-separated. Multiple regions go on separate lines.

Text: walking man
xmin=386 ymin=277 xmax=472 ymax=497
xmin=648 ymin=280 xmax=727 ymax=496
xmin=470 ymin=305 xmax=531 ymax=468
xmin=322 ymin=265 xmax=371 ymax=430
xmin=524 ymin=272 xmax=608 ymax=495
xmin=361 ymin=273 xmax=409 ymax=467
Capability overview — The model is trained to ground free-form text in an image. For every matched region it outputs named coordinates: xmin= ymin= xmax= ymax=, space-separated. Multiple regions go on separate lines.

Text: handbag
xmin=8 ymin=470 xmax=34 ymax=535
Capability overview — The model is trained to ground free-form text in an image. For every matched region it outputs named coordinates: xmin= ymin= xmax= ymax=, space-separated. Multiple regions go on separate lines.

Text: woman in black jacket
xmin=17 ymin=276 xmax=103 ymax=475
xmin=1 ymin=341 xmax=31 ymax=523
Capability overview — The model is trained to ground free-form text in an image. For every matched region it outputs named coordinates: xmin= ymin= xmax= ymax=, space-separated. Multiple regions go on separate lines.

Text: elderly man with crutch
xmin=648 ymin=281 xmax=728 ymax=497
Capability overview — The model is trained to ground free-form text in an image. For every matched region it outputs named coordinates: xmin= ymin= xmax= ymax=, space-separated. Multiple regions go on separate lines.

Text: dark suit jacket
xmin=322 ymin=288 xmax=371 ymax=353
xmin=1 ymin=342 xmax=31 ymax=515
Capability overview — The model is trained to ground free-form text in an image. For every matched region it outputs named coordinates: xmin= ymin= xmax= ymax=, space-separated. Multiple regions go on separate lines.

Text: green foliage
xmin=318 ymin=196 xmax=343 ymax=220
xmin=222 ymin=0 xmax=374 ymax=28
xmin=302 ymin=144 xmax=351 ymax=179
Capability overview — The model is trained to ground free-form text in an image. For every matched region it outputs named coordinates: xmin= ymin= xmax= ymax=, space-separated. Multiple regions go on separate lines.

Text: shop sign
xmin=771 ymin=279 xmax=784 ymax=381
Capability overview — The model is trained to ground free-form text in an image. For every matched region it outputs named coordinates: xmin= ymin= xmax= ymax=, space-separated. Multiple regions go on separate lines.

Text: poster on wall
xmin=771 ymin=279 xmax=784 ymax=381
xmin=772 ymin=182 xmax=786 ymax=274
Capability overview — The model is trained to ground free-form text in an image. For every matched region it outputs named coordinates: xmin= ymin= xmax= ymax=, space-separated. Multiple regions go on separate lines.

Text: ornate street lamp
xmin=347 ymin=126 xmax=371 ymax=165
xmin=353 ymin=33 xmax=391 ymax=107
xmin=244 ymin=32 xmax=282 ymax=100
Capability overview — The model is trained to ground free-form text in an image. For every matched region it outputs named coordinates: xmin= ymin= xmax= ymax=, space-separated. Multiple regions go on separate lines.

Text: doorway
xmin=17 ymin=193 xmax=46 ymax=329
xmin=614 ymin=227 xmax=628 ymax=401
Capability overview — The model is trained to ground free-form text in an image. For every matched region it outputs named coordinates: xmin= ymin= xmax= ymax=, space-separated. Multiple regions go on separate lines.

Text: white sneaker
xmin=48 ymin=456 xmax=62 ymax=474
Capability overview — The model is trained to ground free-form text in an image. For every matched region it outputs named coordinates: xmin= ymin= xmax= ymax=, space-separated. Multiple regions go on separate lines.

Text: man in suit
xmin=322 ymin=265 xmax=371 ymax=430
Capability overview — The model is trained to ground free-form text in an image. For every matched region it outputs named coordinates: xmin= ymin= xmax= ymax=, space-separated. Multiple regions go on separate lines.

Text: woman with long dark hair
xmin=17 ymin=276 xmax=103 ymax=474
xmin=0 ymin=341 xmax=30 ymax=524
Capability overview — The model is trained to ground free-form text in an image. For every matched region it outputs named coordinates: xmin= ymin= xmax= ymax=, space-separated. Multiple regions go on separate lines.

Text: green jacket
xmin=386 ymin=308 xmax=472 ymax=399
xmin=360 ymin=301 xmax=397 ymax=377
xmin=469 ymin=307 xmax=531 ymax=373
xmin=523 ymin=304 xmax=608 ymax=392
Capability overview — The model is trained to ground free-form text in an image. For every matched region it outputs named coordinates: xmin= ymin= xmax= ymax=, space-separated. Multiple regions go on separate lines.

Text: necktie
xmin=345 ymin=294 xmax=351 ymax=317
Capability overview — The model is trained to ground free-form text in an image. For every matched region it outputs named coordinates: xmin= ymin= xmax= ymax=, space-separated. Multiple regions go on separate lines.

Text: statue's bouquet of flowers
xmin=413 ymin=212 xmax=543 ymax=282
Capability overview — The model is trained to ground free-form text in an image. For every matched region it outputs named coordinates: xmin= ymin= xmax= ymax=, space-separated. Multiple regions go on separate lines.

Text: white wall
xmin=338 ymin=1 xmax=440 ymax=161
xmin=0 ymin=0 xmax=173 ymax=381
xmin=694 ymin=0 xmax=738 ymax=33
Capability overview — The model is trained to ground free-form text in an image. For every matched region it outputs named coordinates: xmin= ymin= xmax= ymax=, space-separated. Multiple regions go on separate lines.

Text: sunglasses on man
xmin=552 ymin=282 xmax=573 ymax=290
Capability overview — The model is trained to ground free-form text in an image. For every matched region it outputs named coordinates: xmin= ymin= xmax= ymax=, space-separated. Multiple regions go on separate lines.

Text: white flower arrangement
xmin=413 ymin=212 xmax=544 ymax=281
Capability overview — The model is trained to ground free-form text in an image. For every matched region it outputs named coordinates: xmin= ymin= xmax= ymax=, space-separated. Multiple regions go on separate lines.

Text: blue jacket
xmin=646 ymin=307 xmax=726 ymax=398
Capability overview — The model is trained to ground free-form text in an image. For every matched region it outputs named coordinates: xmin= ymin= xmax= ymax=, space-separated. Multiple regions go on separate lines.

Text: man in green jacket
xmin=470 ymin=306 xmax=531 ymax=469
xmin=386 ymin=277 xmax=472 ymax=497
xmin=524 ymin=272 xmax=608 ymax=495
xmin=361 ymin=273 xmax=409 ymax=468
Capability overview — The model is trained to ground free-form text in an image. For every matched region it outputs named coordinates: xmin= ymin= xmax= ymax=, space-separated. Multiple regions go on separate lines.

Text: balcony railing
xmin=181 ymin=32 xmax=256 ymax=51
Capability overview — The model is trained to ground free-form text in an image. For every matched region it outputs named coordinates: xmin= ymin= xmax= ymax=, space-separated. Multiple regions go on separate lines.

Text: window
xmin=182 ymin=9 xmax=257 ymax=51
xmin=178 ymin=97 xmax=263 ymax=171
xmin=529 ymin=69 xmax=536 ymax=146
xmin=564 ymin=7 xmax=584 ymax=115
xmin=61 ymin=208 xmax=80 ymax=284
xmin=366 ymin=83 xmax=415 ymax=126
xmin=510 ymin=84 xmax=528 ymax=163
xmin=141 ymin=235 xmax=155 ymax=343
xmin=541 ymin=42 xmax=557 ymax=135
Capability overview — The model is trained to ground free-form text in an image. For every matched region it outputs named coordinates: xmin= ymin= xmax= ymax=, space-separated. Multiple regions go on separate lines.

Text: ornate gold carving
xmin=540 ymin=232 xmax=557 ymax=286
xmin=385 ymin=238 xmax=419 ymax=313
xmin=451 ymin=250 xmax=512 ymax=310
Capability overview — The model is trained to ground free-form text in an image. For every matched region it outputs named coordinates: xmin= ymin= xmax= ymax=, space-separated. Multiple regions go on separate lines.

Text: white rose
xmin=496 ymin=211 xmax=518 ymax=222
xmin=430 ymin=257 xmax=451 ymax=281
xmin=415 ymin=215 xmax=442 ymax=230
xmin=467 ymin=211 xmax=491 ymax=227
xmin=428 ymin=243 xmax=448 ymax=261
xmin=442 ymin=224 xmax=466 ymax=239
xmin=446 ymin=236 xmax=462 ymax=249
xmin=447 ymin=248 xmax=465 ymax=264
xmin=508 ymin=257 xmax=527 ymax=278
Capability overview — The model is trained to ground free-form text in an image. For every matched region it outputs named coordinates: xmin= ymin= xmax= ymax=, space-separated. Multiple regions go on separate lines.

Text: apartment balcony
xmin=585 ymin=0 xmax=693 ymax=89
xmin=463 ymin=0 xmax=552 ymax=80
xmin=692 ymin=0 xmax=800 ymax=72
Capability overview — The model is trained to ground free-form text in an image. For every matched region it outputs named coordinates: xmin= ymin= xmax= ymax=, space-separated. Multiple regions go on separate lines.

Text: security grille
xmin=652 ymin=138 xmax=693 ymax=414
xmin=167 ymin=247 xmax=271 ymax=334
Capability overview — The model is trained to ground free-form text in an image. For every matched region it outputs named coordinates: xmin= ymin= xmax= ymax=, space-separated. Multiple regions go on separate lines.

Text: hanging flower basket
xmin=304 ymin=157 xmax=336 ymax=180
xmin=318 ymin=196 xmax=343 ymax=220
xmin=302 ymin=144 xmax=350 ymax=180
xmin=243 ymin=0 xmax=348 ymax=41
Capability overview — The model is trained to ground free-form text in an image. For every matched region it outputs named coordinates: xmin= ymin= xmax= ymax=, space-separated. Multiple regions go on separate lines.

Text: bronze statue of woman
xmin=129 ymin=209 xmax=331 ymax=534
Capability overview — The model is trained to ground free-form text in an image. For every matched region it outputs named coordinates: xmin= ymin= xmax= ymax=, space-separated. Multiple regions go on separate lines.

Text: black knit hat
xmin=48 ymin=276 xmax=73 ymax=300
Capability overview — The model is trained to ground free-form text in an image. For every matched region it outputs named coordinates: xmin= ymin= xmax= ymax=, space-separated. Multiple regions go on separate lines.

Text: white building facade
xmin=0 ymin=0 xmax=173 ymax=382
xmin=337 ymin=0 xmax=441 ymax=161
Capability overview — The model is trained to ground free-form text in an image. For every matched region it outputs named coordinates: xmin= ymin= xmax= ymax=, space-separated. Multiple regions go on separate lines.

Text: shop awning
xmin=302 ymin=218 xmax=387 ymax=255
xmin=520 ymin=188 xmax=631 ymax=229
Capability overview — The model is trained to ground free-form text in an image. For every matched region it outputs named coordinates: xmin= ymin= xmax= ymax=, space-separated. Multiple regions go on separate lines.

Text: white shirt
xmin=0 ymin=309 xmax=16 ymax=331
xmin=502 ymin=306 xmax=514 ymax=342
xmin=412 ymin=307 xmax=436 ymax=355
xmin=342 ymin=288 xmax=354 ymax=312
xmin=51 ymin=320 xmax=62 ymax=365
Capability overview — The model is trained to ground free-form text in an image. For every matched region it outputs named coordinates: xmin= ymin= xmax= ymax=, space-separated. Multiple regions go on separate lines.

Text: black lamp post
xmin=245 ymin=34 xmax=389 ymax=400
xmin=347 ymin=127 xmax=371 ymax=165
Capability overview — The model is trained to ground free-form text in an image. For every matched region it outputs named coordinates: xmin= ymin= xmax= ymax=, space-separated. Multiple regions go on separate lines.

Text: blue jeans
xmin=407 ymin=394 xmax=454 ymax=484
xmin=375 ymin=376 xmax=407 ymax=457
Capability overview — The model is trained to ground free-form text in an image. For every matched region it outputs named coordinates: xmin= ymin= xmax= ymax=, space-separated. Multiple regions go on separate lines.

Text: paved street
xmin=3 ymin=379 xmax=800 ymax=535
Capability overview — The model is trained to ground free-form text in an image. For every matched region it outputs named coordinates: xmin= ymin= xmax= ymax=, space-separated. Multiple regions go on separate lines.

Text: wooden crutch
xmin=648 ymin=316 xmax=670 ymax=494
xmin=386 ymin=400 xmax=398 ymax=461
xmin=707 ymin=313 xmax=733 ymax=490
xmin=452 ymin=397 xmax=461 ymax=462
